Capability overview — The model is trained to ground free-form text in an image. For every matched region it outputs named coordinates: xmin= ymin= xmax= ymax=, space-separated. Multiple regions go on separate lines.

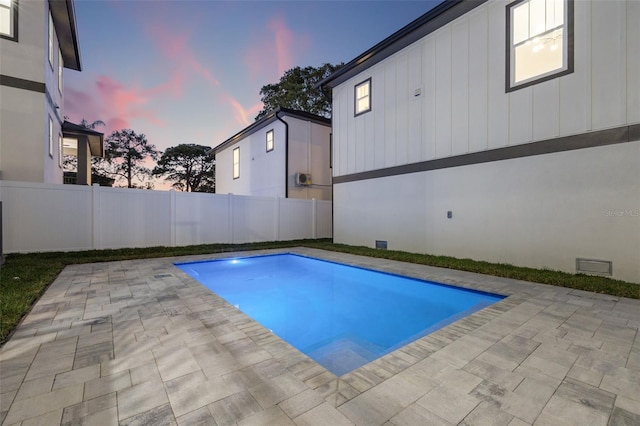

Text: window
xmin=48 ymin=11 xmax=54 ymax=68
xmin=266 ymin=129 xmax=274 ymax=152
xmin=48 ymin=116 xmax=54 ymax=158
xmin=233 ymin=147 xmax=240 ymax=179
xmin=507 ymin=0 xmax=573 ymax=91
xmin=354 ymin=78 xmax=371 ymax=116
xmin=58 ymin=134 xmax=63 ymax=167
xmin=0 ymin=0 xmax=17 ymax=40
xmin=58 ymin=48 xmax=63 ymax=92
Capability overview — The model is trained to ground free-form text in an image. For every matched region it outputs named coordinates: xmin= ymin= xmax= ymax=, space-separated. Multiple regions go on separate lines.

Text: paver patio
xmin=1 ymin=247 xmax=638 ymax=425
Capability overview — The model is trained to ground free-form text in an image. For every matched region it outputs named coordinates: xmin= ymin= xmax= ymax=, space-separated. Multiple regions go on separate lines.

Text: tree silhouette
xmin=153 ymin=144 xmax=215 ymax=192
xmin=104 ymin=129 xmax=160 ymax=188
xmin=256 ymin=63 xmax=342 ymax=120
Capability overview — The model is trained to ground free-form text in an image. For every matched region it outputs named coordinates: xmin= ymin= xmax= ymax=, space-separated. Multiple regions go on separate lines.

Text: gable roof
xmin=212 ymin=107 xmax=331 ymax=154
xmin=317 ymin=0 xmax=488 ymax=90
xmin=49 ymin=0 xmax=82 ymax=71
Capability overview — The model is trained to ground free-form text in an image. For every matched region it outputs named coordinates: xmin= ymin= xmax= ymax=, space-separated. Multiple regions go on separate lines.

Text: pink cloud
xmin=221 ymin=93 xmax=263 ymax=127
xmin=244 ymin=15 xmax=309 ymax=82
xmin=65 ymin=74 xmax=184 ymax=135
xmin=147 ymin=24 xmax=219 ymax=87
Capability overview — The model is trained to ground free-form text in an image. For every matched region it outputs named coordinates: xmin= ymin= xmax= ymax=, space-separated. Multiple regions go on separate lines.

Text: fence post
xmin=228 ymin=193 xmax=234 ymax=244
xmin=169 ymin=189 xmax=176 ymax=247
xmin=92 ymin=184 xmax=101 ymax=250
xmin=274 ymin=197 xmax=281 ymax=241
xmin=311 ymin=198 xmax=317 ymax=239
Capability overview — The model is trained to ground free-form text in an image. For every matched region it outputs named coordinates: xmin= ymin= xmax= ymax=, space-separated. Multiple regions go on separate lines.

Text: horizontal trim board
xmin=333 ymin=124 xmax=638 ymax=184
xmin=0 ymin=75 xmax=46 ymax=93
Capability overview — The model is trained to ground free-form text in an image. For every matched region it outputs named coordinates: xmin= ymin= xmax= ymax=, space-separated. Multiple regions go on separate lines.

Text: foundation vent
xmin=375 ymin=240 xmax=388 ymax=250
xmin=576 ymin=258 xmax=612 ymax=276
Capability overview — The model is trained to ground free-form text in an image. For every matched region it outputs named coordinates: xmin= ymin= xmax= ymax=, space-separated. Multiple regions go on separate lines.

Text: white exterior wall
xmin=215 ymin=114 xmax=332 ymax=200
xmin=286 ymin=116 xmax=332 ymax=200
xmin=332 ymin=0 xmax=639 ymax=175
xmin=331 ymin=0 xmax=640 ymax=283
xmin=0 ymin=0 xmax=65 ymax=183
xmin=216 ymin=120 xmax=287 ymax=197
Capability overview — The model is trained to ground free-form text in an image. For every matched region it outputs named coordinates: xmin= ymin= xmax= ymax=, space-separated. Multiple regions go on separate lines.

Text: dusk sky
xmin=64 ymin=0 xmax=443 ymax=178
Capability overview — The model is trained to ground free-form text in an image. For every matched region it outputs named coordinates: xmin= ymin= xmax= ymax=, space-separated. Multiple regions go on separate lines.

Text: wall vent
xmin=576 ymin=258 xmax=612 ymax=276
xmin=375 ymin=240 xmax=388 ymax=250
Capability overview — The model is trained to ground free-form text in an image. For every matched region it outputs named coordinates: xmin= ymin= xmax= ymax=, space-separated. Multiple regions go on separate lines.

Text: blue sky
xmin=65 ymin=0 xmax=443 ymax=159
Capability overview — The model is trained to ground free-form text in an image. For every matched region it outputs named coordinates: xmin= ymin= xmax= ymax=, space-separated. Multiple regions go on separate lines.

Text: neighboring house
xmin=214 ymin=107 xmax=332 ymax=200
xmin=319 ymin=0 xmax=639 ymax=283
xmin=0 ymin=0 xmax=103 ymax=185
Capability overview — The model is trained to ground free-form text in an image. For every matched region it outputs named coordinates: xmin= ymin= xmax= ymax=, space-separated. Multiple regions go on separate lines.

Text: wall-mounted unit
xmin=295 ymin=173 xmax=312 ymax=186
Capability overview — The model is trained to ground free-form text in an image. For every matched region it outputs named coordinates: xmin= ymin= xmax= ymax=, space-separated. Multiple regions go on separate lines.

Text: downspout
xmin=275 ymin=110 xmax=289 ymax=198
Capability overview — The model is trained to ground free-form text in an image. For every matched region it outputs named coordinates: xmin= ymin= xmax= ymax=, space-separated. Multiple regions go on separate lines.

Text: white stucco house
xmin=214 ymin=107 xmax=332 ymax=200
xmin=0 ymin=0 xmax=103 ymax=185
xmin=319 ymin=0 xmax=639 ymax=283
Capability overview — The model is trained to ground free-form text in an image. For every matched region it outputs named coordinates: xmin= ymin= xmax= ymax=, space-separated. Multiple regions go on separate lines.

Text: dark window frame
xmin=505 ymin=0 xmax=574 ymax=92
xmin=0 ymin=0 xmax=18 ymax=42
xmin=48 ymin=9 xmax=54 ymax=70
xmin=354 ymin=77 xmax=372 ymax=116
xmin=266 ymin=129 xmax=274 ymax=152
xmin=232 ymin=147 xmax=240 ymax=179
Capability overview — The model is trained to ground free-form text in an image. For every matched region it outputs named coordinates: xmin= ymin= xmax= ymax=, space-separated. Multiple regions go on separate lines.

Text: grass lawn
xmin=2 ymin=239 xmax=638 ymax=345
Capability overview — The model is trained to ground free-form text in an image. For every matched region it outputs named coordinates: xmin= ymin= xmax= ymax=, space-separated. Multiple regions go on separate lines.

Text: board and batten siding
xmin=331 ymin=0 xmax=640 ymax=178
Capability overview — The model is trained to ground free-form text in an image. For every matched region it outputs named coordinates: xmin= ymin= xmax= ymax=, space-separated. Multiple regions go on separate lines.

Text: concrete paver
xmin=0 ymin=247 xmax=638 ymax=425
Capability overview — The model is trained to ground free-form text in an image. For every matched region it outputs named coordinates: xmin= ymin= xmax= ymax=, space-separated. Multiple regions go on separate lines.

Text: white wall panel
xmin=468 ymin=7 xmax=489 ymax=153
xmin=384 ymin=62 xmax=398 ymax=168
xmin=421 ymin=37 xmax=437 ymax=161
xmin=508 ymin=87 xmax=533 ymax=145
xmin=334 ymin=140 xmax=640 ymax=283
xmin=374 ymin=67 xmax=387 ymax=169
xmin=395 ymin=52 xmax=409 ymax=165
xmin=408 ymin=46 xmax=423 ymax=163
xmin=559 ymin=0 xmax=591 ymax=135
xmin=451 ymin=19 xmax=470 ymax=156
xmin=627 ymin=0 xmax=640 ymax=124
xmin=533 ymin=80 xmax=560 ymax=142
xmin=487 ymin=0 xmax=509 ymax=150
xmin=435 ymin=28 xmax=453 ymax=158
xmin=591 ymin=0 xmax=626 ymax=129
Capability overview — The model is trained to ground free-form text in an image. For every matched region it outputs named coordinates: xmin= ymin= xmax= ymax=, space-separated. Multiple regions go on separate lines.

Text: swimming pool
xmin=177 ymin=253 xmax=504 ymax=376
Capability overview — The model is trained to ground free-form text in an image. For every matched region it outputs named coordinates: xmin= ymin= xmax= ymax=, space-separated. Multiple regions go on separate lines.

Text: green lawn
xmin=2 ymin=239 xmax=638 ymax=345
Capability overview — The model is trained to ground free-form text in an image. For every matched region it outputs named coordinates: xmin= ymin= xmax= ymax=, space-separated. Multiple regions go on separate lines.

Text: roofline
xmin=62 ymin=121 xmax=104 ymax=156
xmin=317 ymin=0 xmax=488 ymax=89
xmin=212 ymin=107 xmax=331 ymax=154
xmin=49 ymin=0 xmax=81 ymax=71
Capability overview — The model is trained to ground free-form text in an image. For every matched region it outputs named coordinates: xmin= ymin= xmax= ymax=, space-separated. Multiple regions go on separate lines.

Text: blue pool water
xmin=176 ymin=253 xmax=504 ymax=375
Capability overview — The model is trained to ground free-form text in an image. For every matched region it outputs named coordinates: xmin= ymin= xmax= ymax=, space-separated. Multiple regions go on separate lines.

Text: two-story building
xmin=0 ymin=0 xmax=102 ymax=185
xmin=214 ymin=107 xmax=332 ymax=200
xmin=319 ymin=0 xmax=639 ymax=283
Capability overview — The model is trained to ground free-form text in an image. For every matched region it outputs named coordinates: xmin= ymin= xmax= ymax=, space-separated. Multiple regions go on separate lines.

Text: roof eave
xmin=212 ymin=107 xmax=331 ymax=154
xmin=317 ymin=0 xmax=488 ymax=90
xmin=62 ymin=121 xmax=104 ymax=157
xmin=49 ymin=0 xmax=81 ymax=71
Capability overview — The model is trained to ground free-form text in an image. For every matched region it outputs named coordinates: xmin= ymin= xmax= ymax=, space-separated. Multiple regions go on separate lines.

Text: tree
xmin=255 ymin=63 xmax=343 ymax=120
xmin=104 ymin=129 xmax=160 ymax=188
xmin=152 ymin=144 xmax=215 ymax=192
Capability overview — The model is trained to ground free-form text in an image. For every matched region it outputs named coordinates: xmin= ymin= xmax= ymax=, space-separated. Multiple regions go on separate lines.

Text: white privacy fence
xmin=0 ymin=181 xmax=332 ymax=253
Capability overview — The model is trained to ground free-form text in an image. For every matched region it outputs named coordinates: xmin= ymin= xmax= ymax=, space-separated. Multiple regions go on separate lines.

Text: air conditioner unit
xmin=295 ymin=172 xmax=312 ymax=186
